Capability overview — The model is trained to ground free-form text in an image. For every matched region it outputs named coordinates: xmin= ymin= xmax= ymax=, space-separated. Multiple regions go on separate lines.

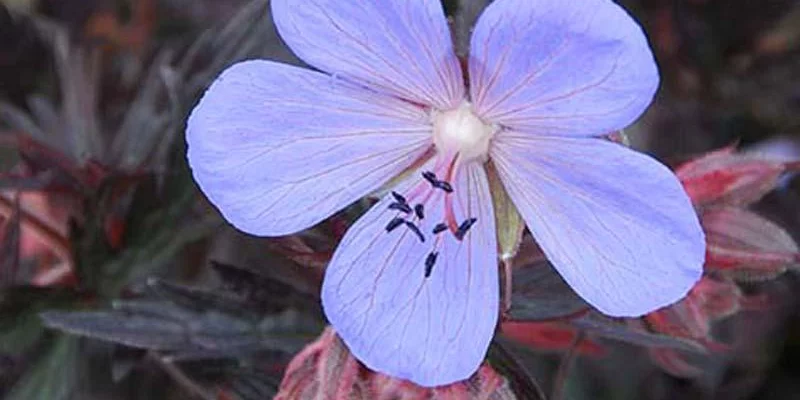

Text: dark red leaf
xmin=676 ymin=146 xmax=797 ymax=207
xmin=702 ymin=206 xmax=799 ymax=280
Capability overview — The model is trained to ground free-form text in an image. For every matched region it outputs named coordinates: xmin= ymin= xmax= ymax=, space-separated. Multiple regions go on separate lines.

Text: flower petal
xmin=272 ymin=0 xmax=464 ymax=109
xmin=469 ymin=0 xmax=659 ymax=136
xmin=187 ymin=60 xmax=432 ymax=236
xmin=491 ymin=135 xmax=704 ymax=316
xmin=322 ymin=161 xmax=498 ymax=387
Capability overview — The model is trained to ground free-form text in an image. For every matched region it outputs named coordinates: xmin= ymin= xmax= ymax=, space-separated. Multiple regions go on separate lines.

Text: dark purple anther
xmin=391 ymin=191 xmax=407 ymax=204
xmin=389 ymin=202 xmax=412 ymax=213
xmin=385 ymin=217 xmax=405 ymax=233
xmin=434 ymin=180 xmax=454 ymax=193
xmin=422 ymin=171 xmax=453 ymax=193
xmin=432 ymin=223 xmax=448 ymax=234
xmin=404 ymin=220 xmax=425 ymax=242
xmin=454 ymin=218 xmax=478 ymax=240
xmin=424 ymin=251 xmax=438 ymax=278
xmin=414 ymin=204 xmax=425 ymax=220
xmin=422 ymin=171 xmax=438 ymax=186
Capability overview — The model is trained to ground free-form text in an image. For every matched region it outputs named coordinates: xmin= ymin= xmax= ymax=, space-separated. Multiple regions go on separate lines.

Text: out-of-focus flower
xmin=646 ymin=277 xmax=743 ymax=347
xmin=275 ymin=328 xmax=516 ymax=400
xmin=643 ymin=146 xmax=798 ymax=377
xmin=644 ymin=277 xmax=764 ymax=377
xmin=702 ymin=206 xmax=799 ymax=280
xmin=677 ymin=145 xmax=799 ymax=207
xmin=187 ymin=0 xmax=704 ymax=386
xmin=676 ymin=146 xmax=800 ymax=280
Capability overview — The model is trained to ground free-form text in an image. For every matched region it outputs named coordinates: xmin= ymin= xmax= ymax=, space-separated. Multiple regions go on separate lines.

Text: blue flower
xmin=186 ymin=0 xmax=704 ymax=387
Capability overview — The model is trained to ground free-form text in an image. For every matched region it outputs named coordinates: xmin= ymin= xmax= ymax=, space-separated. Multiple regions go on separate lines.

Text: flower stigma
xmin=432 ymin=102 xmax=496 ymax=163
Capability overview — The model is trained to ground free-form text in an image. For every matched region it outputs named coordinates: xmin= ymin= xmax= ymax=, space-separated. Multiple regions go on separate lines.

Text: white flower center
xmin=432 ymin=102 xmax=495 ymax=162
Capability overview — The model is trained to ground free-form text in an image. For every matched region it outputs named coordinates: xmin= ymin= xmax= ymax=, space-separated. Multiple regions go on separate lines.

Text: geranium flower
xmin=186 ymin=0 xmax=704 ymax=386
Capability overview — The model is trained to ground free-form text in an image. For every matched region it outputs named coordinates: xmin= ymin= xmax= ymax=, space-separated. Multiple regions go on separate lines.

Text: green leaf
xmin=0 ymin=287 xmax=77 ymax=355
xmin=41 ymin=278 xmax=323 ymax=359
xmin=209 ymin=261 xmax=321 ymax=314
xmin=41 ymin=306 xmax=196 ymax=351
xmin=509 ymin=262 xmax=589 ymax=321
xmin=570 ymin=312 xmax=707 ymax=353
xmin=5 ymin=335 xmax=80 ymax=400
xmin=0 ymin=309 xmax=45 ymax=355
xmin=223 ymin=369 xmax=280 ymax=400
xmin=487 ymin=338 xmax=547 ymax=400
xmin=97 ymin=175 xmax=221 ymax=296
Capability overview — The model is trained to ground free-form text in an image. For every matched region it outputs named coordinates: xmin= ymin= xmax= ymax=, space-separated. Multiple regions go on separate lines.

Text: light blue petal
xmin=186 ymin=60 xmax=432 ymax=236
xmin=272 ymin=0 xmax=464 ymax=109
xmin=491 ymin=135 xmax=704 ymax=316
xmin=323 ymin=160 xmax=498 ymax=386
xmin=470 ymin=0 xmax=659 ymax=136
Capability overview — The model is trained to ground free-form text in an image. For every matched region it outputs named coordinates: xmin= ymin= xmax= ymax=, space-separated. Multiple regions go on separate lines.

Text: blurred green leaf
xmin=570 ymin=312 xmax=707 ymax=353
xmin=510 ymin=262 xmax=589 ymax=321
xmin=487 ymin=338 xmax=547 ymax=400
xmin=0 ymin=287 xmax=77 ymax=355
xmin=5 ymin=335 xmax=79 ymax=400
xmin=148 ymin=278 xmax=261 ymax=319
xmin=42 ymin=277 xmax=323 ymax=359
xmin=41 ymin=305 xmax=195 ymax=351
xmin=222 ymin=369 xmax=280 ymax=400
xmin=99 ymin=188 xmax=219 ymax=296
xmin=68 ymin=166 xmax=220 ymax=296
xmin=0 ymin=310 xmax=44 ymax=355
xmin=210 ymin=261 xmax=321 ymax=314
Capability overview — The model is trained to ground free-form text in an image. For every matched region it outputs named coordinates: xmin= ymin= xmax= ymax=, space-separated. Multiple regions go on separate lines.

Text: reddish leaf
xmin=12 ymin=134 xmax=109 ymax=190
xmin=500 ymin=321 xmax=605 ymax=356
xmin=702 ymin=206 xmax=799 ymax=280
xmin=264 ymin=221 xmax=341 ymax=271
xmin=648 ymin=347 xmax=704 ymax=378
xmin=645 ymin=278 xmax=742 ymax=343
xmin=570 ymin=312 xmax=706 ymax=353
xmin=640 ymin=277 xmax=764 ymax=376
xmin=275 ymin=328 xmax=518 ymax=400
xmin=0 ymin=189 xmax=74 ymax=287
xmin=676 ymin=146 xmax=798 ymax=207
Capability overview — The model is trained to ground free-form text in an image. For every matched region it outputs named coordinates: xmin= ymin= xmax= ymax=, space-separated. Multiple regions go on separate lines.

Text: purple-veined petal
xmin=272 ymin=0 xmax=463 ymax=110
xmin=186 ymin=60 xmax=432 ymax=236
xmin=491 ymin=134 xmax=704 ymax=317
xmin=469 ymin=0 xmax=659 ymax=137
xmin=322 ymin=160 xmax=498 ymax=387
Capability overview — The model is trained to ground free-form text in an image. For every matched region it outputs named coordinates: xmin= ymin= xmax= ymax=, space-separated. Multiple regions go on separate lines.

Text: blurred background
xmin=0 ymin=0 xmax=799 ymax=399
